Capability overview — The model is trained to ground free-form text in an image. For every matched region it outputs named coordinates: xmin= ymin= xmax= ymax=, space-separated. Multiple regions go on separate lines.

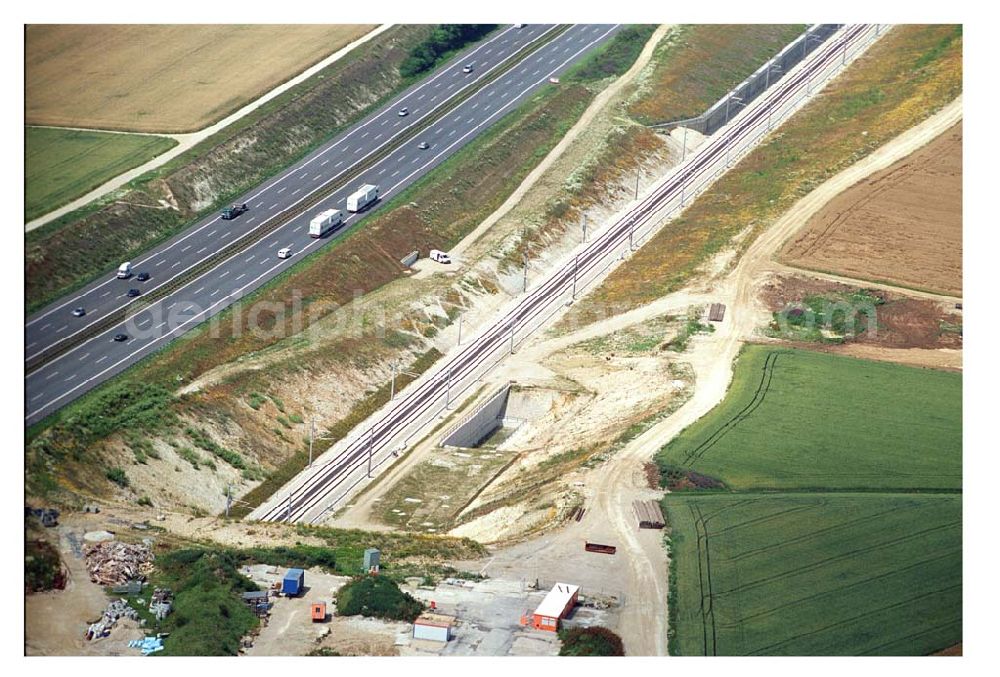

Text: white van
xmin=278 ymin=248 xmax=292 ymax=259
xmin=429 ymin=249 xmax=451 ymax=264
xmin=116 ymin=262 xmax=132 ymax=279
xmin=309 ymin=209 xmax=344 ymax=238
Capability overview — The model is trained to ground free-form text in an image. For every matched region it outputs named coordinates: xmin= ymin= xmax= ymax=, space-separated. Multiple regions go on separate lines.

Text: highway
xmin=249 ymin=24 xmax=886 ymax=524
xmin=25 ymin=24 xmax=620 ymax=425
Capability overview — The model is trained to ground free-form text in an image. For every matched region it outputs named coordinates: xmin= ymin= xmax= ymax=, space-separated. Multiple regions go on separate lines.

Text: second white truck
xmin=309 ymin=208 xmax=344 ymax=238
xmin=346 ymin=184 xmax=379 ymax=213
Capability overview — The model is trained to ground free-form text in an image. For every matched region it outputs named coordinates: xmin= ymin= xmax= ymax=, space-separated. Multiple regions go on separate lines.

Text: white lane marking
xmin=335 ymin=161 xmax=343 ymax=168
xmin=100 ymin=291 xmax=110 ymax=298
xmin=64 ymin=374 xmax=75 ymax=382
xmin=361 ymin=131 xmax=369 ymax=138
xmin=211 ymin=289 xmax=220 ymax=297
xmin=292 ymin=188 xmax=301 ymax=195
xmin=246 ymin=217 xmax=256 ymax=224
xmin=30 ymin=393 xmax=43 ymax=403
xmin=245 ymin=255 xmax=255 ymax=263
xmin=156 ymin=259 xmax=166 ymax=266
xmin=269 ymin=203 xmax=278 ymax=210
xmin=78 ymin=353 xmax=89 ymax=362
xmin=321 ymin=159 xmax=330 ymax=166
xmin=181 ymin=245 xmax=191 ymax=252
xmin=313 ymin=174 xmax=322 ymax=181
xmin=24 ymin=26 xmax=565 ymax=379
xmin=254 ymin=202 xmax=264 ymax=207
xmin=171 ymin=261 xmax=181 ymax=269
xmin=96 ymin=355 xmax=107 ymax=364
xmin=434 ymin=127 xmax=443 ymax=134
xmin=27 ymin=341 xmax=37 ymax=350
xmin=40 ymin=323 xmax=50 ymax=330
xmin=57 ymin=324 xmax=67 ymax=332
xmin=193 ymin=287 xmax=204 ymax=295
xmin=208 ymin=229 xmax=217 ymax=236
xmin=236 ymin=273 xmax=246 ymax=281
xmin=223 ymin=231 xmax=231 ymax=238
xmin=278 ymin=186 xmax=287 ymax=193
xmin=46 ymin=371 xmax=58 ymax=380
xmin=417 ymin=94 xmax=425 ymax=100
xmin=166 ymin=302 xmax=176 ymax=310
xmin=196 ymin=247 xmax=207 ymax=254
xmin=220 ymin=270 xmax=230 ymax=278
xmin=391 ymin=170 xmax=400 ymax=177
xmin=375 ymin=133 xmax=383 ymax=141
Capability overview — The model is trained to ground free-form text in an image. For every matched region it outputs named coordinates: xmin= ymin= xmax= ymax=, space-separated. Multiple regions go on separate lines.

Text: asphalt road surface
xmin=25 ymin=24 xmax=620 ymax=425
xmin=249 ymin=24 xmax=884 ymax=524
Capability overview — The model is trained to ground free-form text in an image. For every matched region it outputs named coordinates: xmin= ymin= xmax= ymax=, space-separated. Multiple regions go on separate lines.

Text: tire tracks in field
xmin=681 ymin=350 xmax=782 ymax=467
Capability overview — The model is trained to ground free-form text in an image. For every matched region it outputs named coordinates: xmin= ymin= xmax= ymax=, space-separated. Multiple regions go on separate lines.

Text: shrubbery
xmin=400 ymin=25 xmax=497 ymax=78
xmin=335 ymin=575 xmax=424 ymax=622
xmin=558 ymin=626 xmax=625 ymax=656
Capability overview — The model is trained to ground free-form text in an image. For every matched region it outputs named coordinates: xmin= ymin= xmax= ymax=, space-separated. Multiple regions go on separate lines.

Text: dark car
xmin=127 ymin=288 xmax=141 ymax=298
xmin=222 ymin=203 xmax=248 ymax=220
xmin=72 ymin=307 xmax=86 ymax=317
xmin=136 ymin=271 xmax=150 ymax=282
xmin=113 ymin=333 xmax=129 ymax=342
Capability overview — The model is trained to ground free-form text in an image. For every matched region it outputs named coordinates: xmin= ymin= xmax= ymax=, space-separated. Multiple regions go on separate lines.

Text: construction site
xmin=22 ymin=19 xmax=966 ymax=661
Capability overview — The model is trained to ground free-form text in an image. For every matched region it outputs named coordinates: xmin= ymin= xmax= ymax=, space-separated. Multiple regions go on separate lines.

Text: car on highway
xmin=113 ymin=333 xmax=129 ymax=342
xmin=462 ymin=64 xmax=474 ymax=73
xmin=72 ymin=307 xmax=86 ymax=317
xmin=116 ymin=262 xmax=132 ymax=279
xmin=418 ymin=141 xmax=430 ymax=150
xmin=278 ymin=247 xmax=292 ymax=259
xmin=127 ymin=288 xmax=141 ymax=298
xmin=398 ymin=107 xmax=409 ymax=117
xmin=515 ymin=24 xmax=526 ymax=28
xmin=136 ymin=271 xmax=150 ymax=282
xmin=221 ymin=203 xmax=248 ymax=220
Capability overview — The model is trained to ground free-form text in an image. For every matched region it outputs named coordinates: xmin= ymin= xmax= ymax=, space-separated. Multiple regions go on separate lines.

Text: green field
xmin=664 ymin=492 xmax=962 ymax=656
xmin=25 ymin=126 xmax=176 ymax=221
xmin=657 ymin=345 xmax=962 ymax=491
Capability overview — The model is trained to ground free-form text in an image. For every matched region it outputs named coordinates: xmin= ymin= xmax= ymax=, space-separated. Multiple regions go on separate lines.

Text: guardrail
xmin=26 ymin=25 xmax=572 ymax=374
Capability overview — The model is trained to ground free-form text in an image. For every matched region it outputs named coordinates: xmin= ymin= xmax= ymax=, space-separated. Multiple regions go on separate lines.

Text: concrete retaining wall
xmin=440 ymin=384 xmax=511 ymax=448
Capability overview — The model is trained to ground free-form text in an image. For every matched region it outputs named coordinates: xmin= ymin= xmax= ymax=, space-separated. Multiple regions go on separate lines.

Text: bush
xmin=25 ymin=539 xmax=65 ymax=593
xmin=559 ymin=626 xmax=625 ymax=656
xmin=400 ymin=25 xmax=497 ymax=78
xmin=335 ymin=576 xmax=424 ymax=621
xmin=105 ymin=467 xmax=129 ymax=487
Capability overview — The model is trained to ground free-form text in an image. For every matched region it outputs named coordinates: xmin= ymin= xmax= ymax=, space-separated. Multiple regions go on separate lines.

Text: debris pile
xmin=86 ymin=599 xmax=138 ymax=640
xmin=128 ymin=635 xmax=165 ymax=655
xmin=148 ymin=587 xmax=173 ymax=621
xmin=84 ymin=540 xmax=154 ymax=585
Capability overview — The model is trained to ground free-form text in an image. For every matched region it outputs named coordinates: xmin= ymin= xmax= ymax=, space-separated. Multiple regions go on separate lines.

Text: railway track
xmin=25 ymin=25 xmax=572 ymax=374
xmin=253 ymin=24 xmax=884 ymax=524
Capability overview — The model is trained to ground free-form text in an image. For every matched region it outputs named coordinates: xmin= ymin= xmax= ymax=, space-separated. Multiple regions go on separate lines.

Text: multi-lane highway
xmin=250 ymin=24 xmax=887 ymax=524
xmin=25 ymin=24 xmax=620 ymax=425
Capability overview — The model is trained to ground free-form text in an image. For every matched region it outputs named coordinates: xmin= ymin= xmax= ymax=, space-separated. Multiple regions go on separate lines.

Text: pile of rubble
xmin=86 ymin=599 xmax=139 ymax=640
xmin=148 ymin=587 xmax=173 ymax=621
xmin=128 ymin=635 xmax=166 ymax=655
xmin=84 ymin=540 xmax=154 ymax=585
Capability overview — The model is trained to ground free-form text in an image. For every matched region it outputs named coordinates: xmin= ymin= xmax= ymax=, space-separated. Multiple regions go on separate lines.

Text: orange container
xmin=311 ymin=602 xmax=327 ymax=622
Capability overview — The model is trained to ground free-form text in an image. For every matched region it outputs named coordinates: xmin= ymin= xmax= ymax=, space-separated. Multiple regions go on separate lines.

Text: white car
xmin=514 ymin=24 xmax=526 ymax=29
xmin=278 ymin=248 xmax=292 ymax=259
xmin=429 ymin=249 xmax=452 ymax=264
xmin=462 ymin=64 xmax=474 ymax=73
xmin=398 ymin=107 xmax=409 ymax=117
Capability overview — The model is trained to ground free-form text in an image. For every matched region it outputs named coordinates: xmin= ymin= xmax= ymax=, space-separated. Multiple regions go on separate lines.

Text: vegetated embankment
xmin=561 ymin=24 xmax=963 ymax=328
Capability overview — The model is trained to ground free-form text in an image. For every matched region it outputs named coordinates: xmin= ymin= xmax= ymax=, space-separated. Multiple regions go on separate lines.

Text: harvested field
xmin=25 ymin=25 xmax=376 ymax=133
xmin=563 ymin=24 xmax=963 ymax=328
xmin=761 ymin=274 xmax=963 ymax=350
xmin=25 ymin=127 xmax=176 ymax=221
xmin=781 ymin=122 xmax=962 ymax=296
xmin=664 ymin=492 xmax=962 ymax=655
xmin=656 ymin=345 xmax=962 ymax=491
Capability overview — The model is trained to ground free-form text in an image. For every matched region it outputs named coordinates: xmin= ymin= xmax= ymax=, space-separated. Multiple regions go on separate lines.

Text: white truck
xmin=309 ymin=208 xmax=344 ymax=238
xmin=346 ymin=184 xmax=379 ymax=213
xmin=429 ymin=249 xmax=451 ymax=264
xmin=116 ymin=262 xmax=132 ymax=279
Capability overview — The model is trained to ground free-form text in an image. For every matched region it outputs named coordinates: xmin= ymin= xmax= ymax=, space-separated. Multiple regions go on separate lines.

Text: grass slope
xmin=664 ymin=493 xmax=962 ymax=656
xmin=25 ymin=127 xmax=176 ymax=221
xmin=657 ymin=345 xmax=962 ymax=491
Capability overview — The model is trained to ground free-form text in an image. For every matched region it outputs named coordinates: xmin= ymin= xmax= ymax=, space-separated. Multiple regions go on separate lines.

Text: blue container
xmin=282 ymin=568 xmax=305 ymax=596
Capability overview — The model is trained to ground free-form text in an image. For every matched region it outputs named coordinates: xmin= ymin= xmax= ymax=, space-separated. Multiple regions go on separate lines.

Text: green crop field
xmin=25 ymin=126 xmax=176 ymax=221
xmin=657 ymin=345 xmax=962 ymax=490
xmin=664 ymin=492 xmax=962 ymax=656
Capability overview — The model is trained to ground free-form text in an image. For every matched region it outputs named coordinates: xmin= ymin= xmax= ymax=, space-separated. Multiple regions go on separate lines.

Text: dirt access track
xmin=25 ymin=25 xmax=377 ymax=133
xmin=781 ymin=119 xmax=962 ymax=296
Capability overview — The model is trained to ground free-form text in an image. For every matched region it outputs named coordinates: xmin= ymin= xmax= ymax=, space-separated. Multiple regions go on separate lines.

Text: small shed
xmin=413 ymin=613 xmax=455 ymax=642
xmin=708 ymin=303 xmax=727 ymax=322
xmin=363 ymin=548 xmax=381 ymax=572
xmin=282 ymin=568 xmax=305 ymax=596
xmin=242 ymin=590 xmax=270 ymax=617
xmin=531 ymin=583 xmax=580 ymax=632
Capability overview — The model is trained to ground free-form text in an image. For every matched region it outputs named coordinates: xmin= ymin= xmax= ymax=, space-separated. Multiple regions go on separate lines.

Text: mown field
xmin=664 ymin=492 xmax=962 ymax=656
xmin=25 ymin=127 xmax=176 ymax=221
xmin=25 ymin=24 xmax=376 ymax=133
xmin=657 ymin=345 xmax=962 ymax=491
